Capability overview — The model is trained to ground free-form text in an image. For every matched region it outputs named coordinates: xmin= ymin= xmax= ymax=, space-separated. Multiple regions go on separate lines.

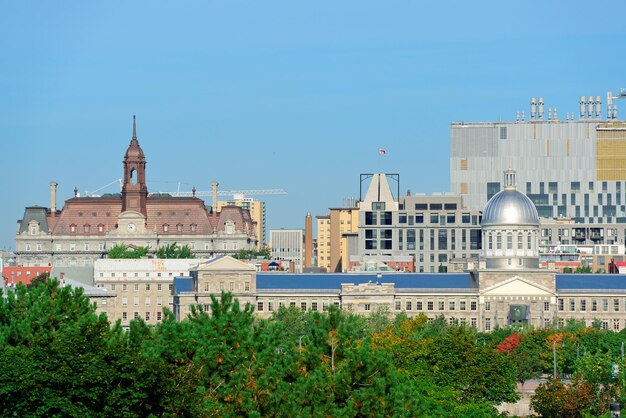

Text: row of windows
xmin=391 ymin=299 xmax=551 ymax=312
xmin=554 ymin=318 xmax=622 ymax=332
xmin=106 ymin=283 xmax=174 ymax=292
xmin=364 ymin=228 xmax=482 ymax=252
xmin=25 ymin=243 xmax=108 ymax=252
xmin=100 ymin=272 xmax=184 ymax=279
xmin=25 ymin=241 xmax=243 ymax=253
xmin=6 ymin=270 xmax=46 ymax=277
xmin=203 ymin=281 xmax=251 ymax=292
xmin=68 ymin=224 xmax=106 ymax=233
xmin=256 ymin=299 xmax=340 ymax=312
xmin=68 ymin=223 xmax=201 ymax=234
xmin=393 ymin=298 xmax=480 ymax=311
xmin=366 ymin=212 xmax=480 ymax=227
xmin=558 ymin=297 xmax=626 ymax=312
xmin=121 ymin=311 xmax=163 ymax=322
xmin=121 ymin=296 xmax=173 ymax=306
xmin=486 ymin=231 xmax=535 ymax=251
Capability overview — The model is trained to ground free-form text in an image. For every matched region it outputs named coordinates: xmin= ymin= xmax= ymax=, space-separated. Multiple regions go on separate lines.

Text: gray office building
xmin=451 ymin=94 xmax=626 ymax=223
xmin=357 ymin=174 xmax=483 ymax=272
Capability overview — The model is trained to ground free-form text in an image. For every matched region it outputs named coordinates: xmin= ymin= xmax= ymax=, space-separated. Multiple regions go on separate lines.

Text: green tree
xmin=424 ymin=325 xmax=519 ymax=404
xmin=27 ymin=270 xmax=49 ymax=287
xmin=531 ymin=377 xmax=594 ymax=418
xmin=107 ymin=244 xmax=149 ymax=259
xmin=574 ymin=265 xmax=592 ymax=274
xmin=155 ymin=242 xmax=194 ymax=259
xmin=0 ymin=280 xmax=171 ymax=416
xmin=233 ymin=246 xmax=271 ymax=260
xmin=573 ymin=352 xmax=620 ymax=416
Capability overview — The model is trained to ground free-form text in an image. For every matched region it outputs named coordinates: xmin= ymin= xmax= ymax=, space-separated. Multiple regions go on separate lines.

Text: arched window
xmin=496 ymin=233 xmax=502 ymax=250
xmin=507 ymin=232 xmax=513 ymax=250
xmin=517 ymin=232 xmax=523 ymax=250
xmin=488 ymin=232 xmax=493 ymax=250
xmin=527 ymin=233 xmax=532 ymax=250
xmin=130 ymin=168 xmax=137 ymax=185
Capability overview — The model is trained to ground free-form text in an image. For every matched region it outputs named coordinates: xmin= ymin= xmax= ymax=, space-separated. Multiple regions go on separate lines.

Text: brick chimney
xmin=50 ymin=181 xmax=58 ymax=216
xmin=211 ymin=181 xmax=219 ymax=213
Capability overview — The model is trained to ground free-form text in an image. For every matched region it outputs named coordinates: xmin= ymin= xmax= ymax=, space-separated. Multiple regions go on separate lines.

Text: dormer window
xmin=84 ymin=224 xmax=91 ymax=233
xmin=191 ymin=224 xmax=197 ymax=232
xmin=98 ymin=224 xmax=104 ymax=233
xmin=176 ymin=224 xmax=183 ymax=232
xmin=163 ymin=224 xmax=169 ymax=232
xmin=70 ymin=224 xmax=77 ymax=233
xmin=225 ymin=221 xmax=234 ymax=235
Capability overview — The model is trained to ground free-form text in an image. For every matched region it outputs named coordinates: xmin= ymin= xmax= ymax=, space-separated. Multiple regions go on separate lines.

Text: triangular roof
xmin=361 ymin=174 xmax=398 ymax=210
xmin=481 ymin=275 xmax=554 ymax=296
xmin=194 ymin=255 xmax=256 ymax=272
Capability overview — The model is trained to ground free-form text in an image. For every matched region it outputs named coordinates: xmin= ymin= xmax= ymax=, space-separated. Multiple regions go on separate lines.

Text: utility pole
xmin=553 ymin=340 xmax=557 ymax=379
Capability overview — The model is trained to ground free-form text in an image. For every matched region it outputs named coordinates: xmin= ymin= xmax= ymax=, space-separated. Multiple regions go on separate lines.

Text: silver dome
xmin=481 ymin=189 xmax=539 ymax=227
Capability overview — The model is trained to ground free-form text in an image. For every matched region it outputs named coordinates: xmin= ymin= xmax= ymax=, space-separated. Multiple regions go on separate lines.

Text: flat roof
xmin=556 ymin=274 xmax=626 ymax=290
xmin=256 ymin=273 xmax=473 ymax=290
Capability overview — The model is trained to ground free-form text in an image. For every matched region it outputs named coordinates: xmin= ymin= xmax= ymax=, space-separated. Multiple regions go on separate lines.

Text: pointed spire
xmin=132 ymin=115 xmax=137 ymax=142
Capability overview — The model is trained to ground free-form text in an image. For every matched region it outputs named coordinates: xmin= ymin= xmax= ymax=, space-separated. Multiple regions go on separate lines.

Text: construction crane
xmin=84 ymin=179 xmax=287 ymax=199
xmin=149 ymin=189 xmax=287 ymax=198
xmin=84 ymin=179 xmax=123 ymax=197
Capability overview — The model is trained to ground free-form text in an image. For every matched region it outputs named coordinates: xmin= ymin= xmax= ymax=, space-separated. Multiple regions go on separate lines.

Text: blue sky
xmin=1 ymin=1 xmax=625 ymax=250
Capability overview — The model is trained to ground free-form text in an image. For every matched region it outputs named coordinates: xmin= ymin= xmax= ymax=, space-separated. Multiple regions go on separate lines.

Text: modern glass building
xmin=451 ymin=96 xmax=626 ymax=223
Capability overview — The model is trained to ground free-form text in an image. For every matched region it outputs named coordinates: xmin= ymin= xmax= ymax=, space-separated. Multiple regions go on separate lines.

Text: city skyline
xmin=2 ymin=1 xmax=626 ymax=250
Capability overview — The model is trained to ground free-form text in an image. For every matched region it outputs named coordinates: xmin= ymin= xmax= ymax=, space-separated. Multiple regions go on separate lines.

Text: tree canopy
xmin=233 ymin=246 xmax=271 ymax=260
xmin=107 ymin=244 xmax=150 ymax=259
xmin=5 ymin=282 xmax=626 ymax=416
xmin=154 ymin=242 xmax=194 ymax=259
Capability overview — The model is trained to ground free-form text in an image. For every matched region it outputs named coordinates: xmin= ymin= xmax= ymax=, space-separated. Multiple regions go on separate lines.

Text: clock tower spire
xmin=121 ymin=115 xmax=148 ymax=216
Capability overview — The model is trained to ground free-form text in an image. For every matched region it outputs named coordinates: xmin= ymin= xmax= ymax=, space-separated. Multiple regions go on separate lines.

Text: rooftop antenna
xmin=608 ymin=89 xmax=626 ymax=119
xmin=580 ymin=96 xmax=586 ymax=119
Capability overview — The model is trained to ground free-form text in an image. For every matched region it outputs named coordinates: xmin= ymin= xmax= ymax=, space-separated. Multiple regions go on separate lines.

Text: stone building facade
xmin=15 ymin=117 xmax=257 ymax=267
xmin=170 ymin=171 xmax=626 ymax=333
xmin=356 ymin=173 xmax=483 ymax=273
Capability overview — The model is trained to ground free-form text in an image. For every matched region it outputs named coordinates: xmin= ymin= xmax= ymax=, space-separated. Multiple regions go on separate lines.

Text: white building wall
xmin=269 ymin=229 xmax=304 ymax=272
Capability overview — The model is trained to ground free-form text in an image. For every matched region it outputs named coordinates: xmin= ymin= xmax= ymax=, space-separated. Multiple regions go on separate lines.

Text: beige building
xmin=217 ymin=195 xmax=265 ymax=250
xmin=15 ymin=118 xmax=257 ymax=268
xmin=269 ymin=229 xmax=304 ymax=273
xmin=170 ymin=170 xmax=626 ymax=332
xmin=174 ymin=256 xmax=257 ymax=320
xmin=93 ymin=258 xmax=204 ymax=326
xmin=357 ymin=173 xmax=483 ymax=273
xmin=316 ymin=215 xmax=330 ymax=271
xmin=316 ymin=206 xmax=359 ymax=272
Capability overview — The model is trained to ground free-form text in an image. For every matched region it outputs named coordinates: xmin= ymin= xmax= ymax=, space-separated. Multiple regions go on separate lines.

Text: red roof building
xmin=15 ymin=117 xmax=258 ymax=267
xmin=2 ymin=266 xmax=52 ymax=286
